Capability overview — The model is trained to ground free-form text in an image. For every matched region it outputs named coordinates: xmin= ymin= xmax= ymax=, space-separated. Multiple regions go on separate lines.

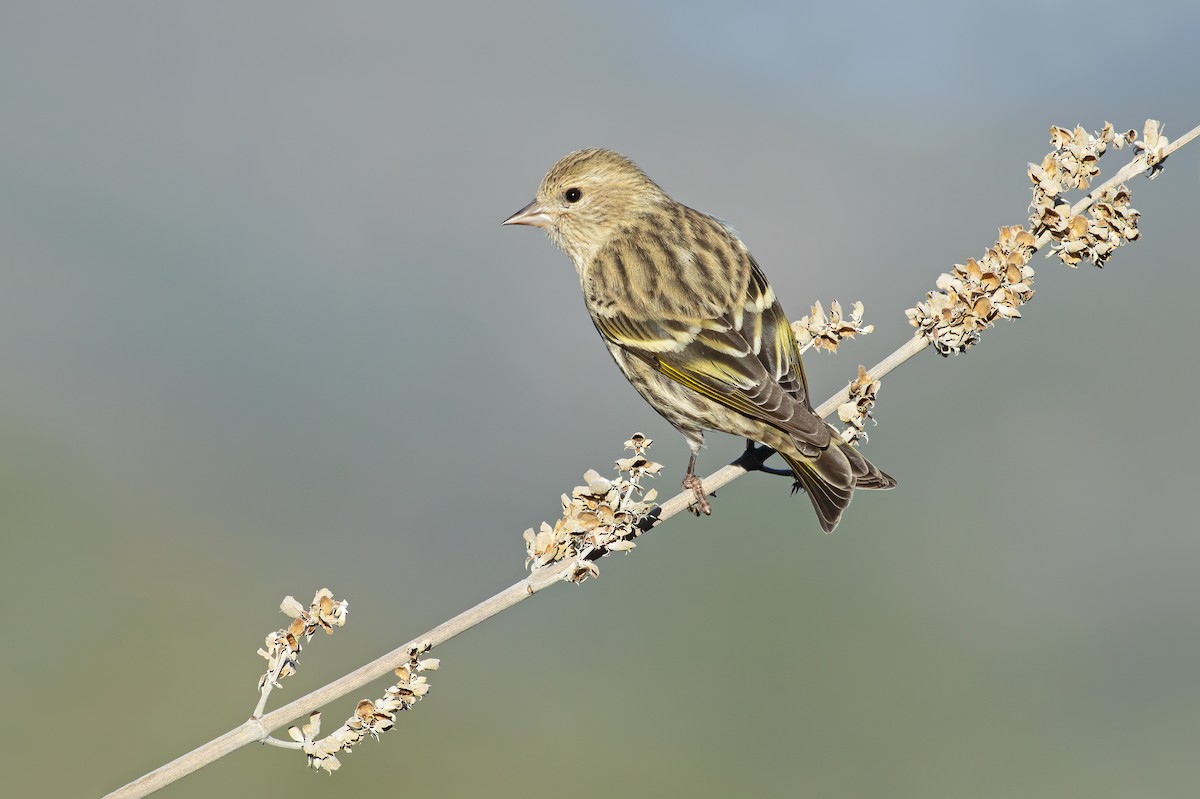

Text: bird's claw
xmin=683 ymin=473 xmax=711 ymax=516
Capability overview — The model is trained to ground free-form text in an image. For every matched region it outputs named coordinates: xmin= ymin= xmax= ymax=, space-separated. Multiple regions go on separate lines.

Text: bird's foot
xmin=683 ymin=473 xmax=712 ymax=516
xmin=733 ymin=443 xmax=794 ymax=478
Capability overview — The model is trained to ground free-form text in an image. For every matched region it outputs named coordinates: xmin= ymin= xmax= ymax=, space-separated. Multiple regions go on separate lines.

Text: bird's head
xmin=503 ymin=148 xmax=668 ymax=267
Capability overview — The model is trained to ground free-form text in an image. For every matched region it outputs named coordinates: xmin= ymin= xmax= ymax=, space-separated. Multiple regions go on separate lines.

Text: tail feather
xmin=780 ymin=437 xmax=895 ymax=533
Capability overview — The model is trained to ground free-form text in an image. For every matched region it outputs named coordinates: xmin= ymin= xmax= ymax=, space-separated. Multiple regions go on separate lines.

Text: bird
xmin=502 ymin=148 xmax=894 ymax=532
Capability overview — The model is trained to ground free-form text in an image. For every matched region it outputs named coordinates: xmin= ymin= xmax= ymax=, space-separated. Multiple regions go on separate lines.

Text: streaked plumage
xmin=504 ymin=148 xmax=894 ymax=531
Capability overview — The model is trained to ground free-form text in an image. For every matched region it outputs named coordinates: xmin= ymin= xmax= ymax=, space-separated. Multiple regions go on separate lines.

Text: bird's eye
xmin=564 ymin=188 xmax=583 ymax=203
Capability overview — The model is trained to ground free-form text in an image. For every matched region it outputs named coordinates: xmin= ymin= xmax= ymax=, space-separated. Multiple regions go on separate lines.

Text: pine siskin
xmin=503 ymin=149 xmax=894 ymax=532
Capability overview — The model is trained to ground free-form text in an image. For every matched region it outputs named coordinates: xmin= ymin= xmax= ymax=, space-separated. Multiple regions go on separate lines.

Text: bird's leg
xmin=735 ymin=440 xmax=794 ymax=477
xmin=682 ymin=450 xmax=711 ymax=516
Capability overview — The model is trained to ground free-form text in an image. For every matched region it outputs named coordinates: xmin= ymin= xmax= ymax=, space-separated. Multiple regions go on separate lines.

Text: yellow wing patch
xmin=656 ymin=360 xmax=762 ymax=418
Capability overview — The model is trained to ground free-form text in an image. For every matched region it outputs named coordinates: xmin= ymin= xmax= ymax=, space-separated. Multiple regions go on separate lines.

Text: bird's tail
xmin=779 ymin=437 xmax=895 ymax=533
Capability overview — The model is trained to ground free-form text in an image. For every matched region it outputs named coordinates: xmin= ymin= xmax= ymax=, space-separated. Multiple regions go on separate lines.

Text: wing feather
xmin=591 ymin=248 xmax=828 ymax=451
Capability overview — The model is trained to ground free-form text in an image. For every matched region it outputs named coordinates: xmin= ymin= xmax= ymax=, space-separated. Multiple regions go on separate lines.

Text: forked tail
xmin=780 ymin=437 xmax=895 ymax=533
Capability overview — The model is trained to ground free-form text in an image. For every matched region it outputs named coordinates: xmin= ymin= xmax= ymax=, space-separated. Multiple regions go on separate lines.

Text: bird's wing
xmin=592 ymin=260 xmax=829 ymax=454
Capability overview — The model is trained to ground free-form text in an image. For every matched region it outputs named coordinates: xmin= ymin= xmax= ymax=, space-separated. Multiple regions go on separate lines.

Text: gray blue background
xmin=3 ymin=2 xmax=1199 ymax=797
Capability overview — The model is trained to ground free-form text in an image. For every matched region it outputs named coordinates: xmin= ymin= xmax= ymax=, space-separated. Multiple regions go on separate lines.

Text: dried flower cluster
xmin=792 ymin=300 xmax=874 ymax=353
xmin=906 ymin=225 xmax=1037 ymax=355
xmin=837 ymin=366 xmax=881 ymax=445
xmin=1029 ymin=122 xmax=1145 ymax=267
xmin=1029 ymin=123 xmax=1134 ymax=196
xmin=524 ymin=434 xmax=661 ymax=583
xmin=1134 ymin=119 xmax=1170 ymax=177
xmin=1049 ymin=185 xmax=1141 ymax=267
xmin=908 ymin=120 xmax=1168 ymax=354
xmin=257 ymin=589 xmax=349 ymax=691
xmin=288 ymin=642 xmax=439 ymax=773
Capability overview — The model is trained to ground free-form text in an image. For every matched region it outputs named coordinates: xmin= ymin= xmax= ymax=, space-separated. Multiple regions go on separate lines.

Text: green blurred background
xmin=3 ymin=2 xmax=1198 ymax=797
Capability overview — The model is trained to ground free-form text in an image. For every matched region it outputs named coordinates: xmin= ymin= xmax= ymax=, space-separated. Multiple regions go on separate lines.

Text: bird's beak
xmin=502 ymin=199 xmax=553 ymax=229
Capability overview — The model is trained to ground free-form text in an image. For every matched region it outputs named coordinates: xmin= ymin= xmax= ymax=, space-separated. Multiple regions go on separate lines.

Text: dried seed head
xmin=523 ymin=435 xmax=662 ymax=582
xmin=257 ymin=589 xmax=349 ymax=691
xmin=837 ymin=366 xmax=882 ymax=445
xmin=906 ymin=226 xmax=1036 ymax=355
xmin=910 ymin=119 xmax=1161 ymax=353
xmin=623 ymin=432 xmax=652 ymax=453
xmin=1028 ymin=122 xmax=1149 ymax=268
xmin=792 ymin=300 xmax=874 ymax=353
xmin=1134 ymin=120 xmax=1169 ymax=177
xmin=287 ymin=641 xmax=439 ymax=773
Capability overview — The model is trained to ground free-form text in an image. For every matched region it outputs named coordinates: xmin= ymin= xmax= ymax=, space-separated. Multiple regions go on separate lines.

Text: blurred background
xmin=3 ymin=2 xmax=1198 ymax=797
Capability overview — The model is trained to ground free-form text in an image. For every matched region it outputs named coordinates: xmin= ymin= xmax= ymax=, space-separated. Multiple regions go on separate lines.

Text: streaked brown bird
xmin=503 ymin=149 xmax=894 ymax=531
